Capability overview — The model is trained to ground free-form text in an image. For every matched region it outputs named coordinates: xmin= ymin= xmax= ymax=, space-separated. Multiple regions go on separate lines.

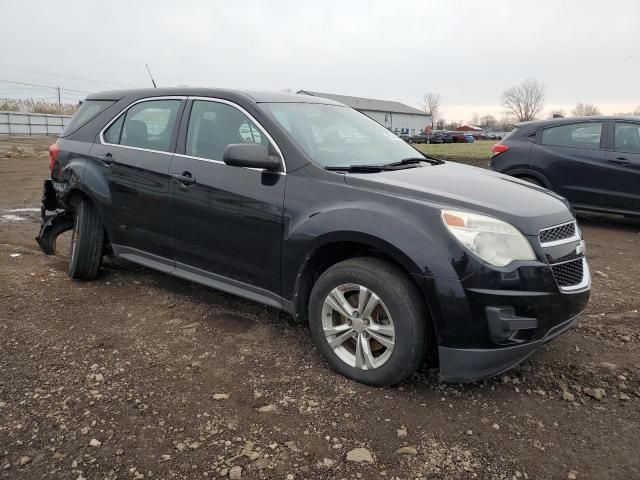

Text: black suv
xmin=491 ymin=116 xmax=640 ymax=216
xmin=37 ymin=88 xmax=590 ymax=386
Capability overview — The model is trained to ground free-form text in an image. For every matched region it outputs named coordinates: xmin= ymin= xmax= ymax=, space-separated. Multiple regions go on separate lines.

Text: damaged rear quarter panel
xmin=53 ymin=138 xmax=91 ymax=209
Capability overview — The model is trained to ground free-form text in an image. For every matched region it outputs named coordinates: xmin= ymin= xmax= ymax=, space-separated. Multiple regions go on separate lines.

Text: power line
xmin=0 ymin=64 xmax=138 ymax=88
xmin=0 ymin=79 xmax=91 ymax=95
xmin=0 ymin=78 xmax=73 ymax=90
xmin=0 ymin=79 xmax=91 ymax=106
xmin=0 ymin=81 xmax=53 ymax=92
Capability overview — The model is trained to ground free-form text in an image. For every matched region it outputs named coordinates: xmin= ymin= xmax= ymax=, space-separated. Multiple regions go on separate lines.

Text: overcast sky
xmin=2 ymin=0 xmax=638 ymax=122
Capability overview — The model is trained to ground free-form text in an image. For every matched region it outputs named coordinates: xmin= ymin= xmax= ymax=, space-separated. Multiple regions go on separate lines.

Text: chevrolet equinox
xmin=37 ymin=88 xmax=590 ymax=386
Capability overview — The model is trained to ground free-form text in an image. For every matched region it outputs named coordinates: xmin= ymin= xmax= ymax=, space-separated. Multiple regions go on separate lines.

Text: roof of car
xmin=86 ymin=87 xmax=345 ymax=105
xmin=516 ymin=115 xmax=640 ymax=128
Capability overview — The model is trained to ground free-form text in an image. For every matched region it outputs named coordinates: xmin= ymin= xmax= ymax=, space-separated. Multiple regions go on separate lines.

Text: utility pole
xmin=56 ymin=86 xmax=61 ymax=109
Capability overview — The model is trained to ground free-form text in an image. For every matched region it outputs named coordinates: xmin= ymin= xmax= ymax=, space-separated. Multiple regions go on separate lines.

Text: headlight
xmin=441 ymin=210 xmax=536 ymax=267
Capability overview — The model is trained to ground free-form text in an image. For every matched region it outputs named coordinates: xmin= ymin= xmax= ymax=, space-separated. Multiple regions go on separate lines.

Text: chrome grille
xmin=539 ymin=222 xmax=577 ymax=245
xmin=551 ymin=258 xmax=584 ymax=287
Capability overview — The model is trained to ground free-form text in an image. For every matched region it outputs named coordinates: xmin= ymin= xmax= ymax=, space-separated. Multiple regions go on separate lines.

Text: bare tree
xmin=501 ymin=79 xmax=546 ymax=122
xmin=497 ymin=116 xmax=515 ymax=132
xmin=611 ymin=110 xmax=639 ymax=116
xmin=571 ymin=102 xmax=601 ymax=116
xmin=470 ymin=112 xmax=480 ymax=126
xmin=423 ymin=93 xmax=441 ymax=129
xmin=479 ymin=114 xmax=497 ymax=130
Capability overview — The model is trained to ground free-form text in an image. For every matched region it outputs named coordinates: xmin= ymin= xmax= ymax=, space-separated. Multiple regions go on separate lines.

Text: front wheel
xmin=308 ymin=257 xmax=427 ymax=386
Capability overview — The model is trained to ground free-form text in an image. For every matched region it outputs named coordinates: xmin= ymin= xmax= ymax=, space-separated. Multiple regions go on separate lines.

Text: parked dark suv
xmin=37 ymin=88 xmax=590 ymax=386
xmin=410 ymin=131 xmax=430 ymax=144
xmin=491 ymin=116 xmax=640 ymax=216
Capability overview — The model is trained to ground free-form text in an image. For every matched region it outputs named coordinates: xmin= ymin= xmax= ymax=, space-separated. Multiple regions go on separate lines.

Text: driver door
xmin=168 ymin=99 xmax=286 ymax=298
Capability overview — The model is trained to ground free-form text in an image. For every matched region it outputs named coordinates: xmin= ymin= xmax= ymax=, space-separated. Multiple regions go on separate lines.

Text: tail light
xmin=48 ymin=142 xmax=59 ymax=172
xmin=491 ymin=143 xmax=510 ymax=157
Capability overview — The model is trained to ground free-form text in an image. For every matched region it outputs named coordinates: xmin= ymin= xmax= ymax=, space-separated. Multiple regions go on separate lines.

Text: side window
xmin=238 ymin=121 xmax=263 ymax=143
xmin=104 ymin=99 xmax=181 ymax=152
xmin=103 ymin=114 xmax=124 ymax=144
xmin=62 ymin=100 xmax=114 ymax=136
xmin=186 ymin=100 xmax=268 ymax=160
xmin=614 ymin=122 xmax=640 ymax=154
xmin=541 ymin=122 xmax=602 ymax=150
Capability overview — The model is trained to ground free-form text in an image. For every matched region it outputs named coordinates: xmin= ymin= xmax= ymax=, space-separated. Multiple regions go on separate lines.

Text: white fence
xmin=0 ymin=111 xmax=72 ymax=136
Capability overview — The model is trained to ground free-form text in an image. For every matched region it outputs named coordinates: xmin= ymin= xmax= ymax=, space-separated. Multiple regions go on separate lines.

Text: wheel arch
xmin=64 ymin=186 xmax=112 ymax=254
xmin=65 ymin=187 xmax=92 ymax=209
xmin=290 ymin=233 xmax=439 ymax=362
xmin=505 ymin=168 xmax=552 ymax=189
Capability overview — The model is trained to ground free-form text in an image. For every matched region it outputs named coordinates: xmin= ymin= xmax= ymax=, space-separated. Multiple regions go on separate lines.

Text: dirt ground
xmin=1 ymin=136 xmax=639 ymax=480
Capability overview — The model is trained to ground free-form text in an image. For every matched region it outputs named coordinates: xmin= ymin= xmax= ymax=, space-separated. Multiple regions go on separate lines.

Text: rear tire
xmin=308 ymin=257 xmax=427 ymax=386
xmin=68 ymin=199 xmax=104 ymax=280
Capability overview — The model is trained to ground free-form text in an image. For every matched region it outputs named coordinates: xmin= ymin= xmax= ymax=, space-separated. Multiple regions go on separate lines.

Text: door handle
xmin=607 ymin=157 xmax=630 ymax=166
xmin=172 ymin=171 xmax=196 ymax=186
xmin=98 ymin=153 xmax=114 ymax=165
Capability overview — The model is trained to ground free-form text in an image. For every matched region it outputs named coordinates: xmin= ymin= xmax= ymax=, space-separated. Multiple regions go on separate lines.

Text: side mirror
xmin=223 ymin=143 xmax=281 ymax=171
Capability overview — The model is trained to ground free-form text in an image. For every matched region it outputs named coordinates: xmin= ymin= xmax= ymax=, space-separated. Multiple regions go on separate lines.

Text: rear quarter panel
xmin=490 ymin=137 xmax=532 ymax=174
xmin=52 ymin=138 xmax=92 ymax=208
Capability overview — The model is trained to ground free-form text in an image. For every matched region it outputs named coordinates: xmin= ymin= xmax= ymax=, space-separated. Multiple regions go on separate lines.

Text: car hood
xmin=344 ymin=162 xmax=573 ymax=235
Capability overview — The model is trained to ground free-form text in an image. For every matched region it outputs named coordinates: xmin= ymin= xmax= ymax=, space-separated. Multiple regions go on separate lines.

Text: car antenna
xmin=145 ymin=64 xmax=158 ymax=88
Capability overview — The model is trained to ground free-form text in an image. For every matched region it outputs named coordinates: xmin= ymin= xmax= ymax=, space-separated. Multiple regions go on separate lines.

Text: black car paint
xmin=42 ymin=88 xmax=589 ymax=382
xmin=491 ymin=116 xmax=640 ymax=216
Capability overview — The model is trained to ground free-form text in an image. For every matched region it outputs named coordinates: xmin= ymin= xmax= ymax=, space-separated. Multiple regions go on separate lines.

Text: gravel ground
xmin=1 ymin=137 xmax=639 ymax=480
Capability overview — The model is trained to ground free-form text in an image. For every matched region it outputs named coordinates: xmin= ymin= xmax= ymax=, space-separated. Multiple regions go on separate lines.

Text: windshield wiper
xmin=383 ymin=157 xmax=442 ymax=167
xmin=325 ymin=156 xmax=443 ymax=173
xmin=324 ymin=165 xmax=395 ymax=173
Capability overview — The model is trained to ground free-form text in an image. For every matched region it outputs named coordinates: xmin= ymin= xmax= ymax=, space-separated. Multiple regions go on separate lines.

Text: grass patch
xmin=414 ymin=140 xmax=497 ymax=160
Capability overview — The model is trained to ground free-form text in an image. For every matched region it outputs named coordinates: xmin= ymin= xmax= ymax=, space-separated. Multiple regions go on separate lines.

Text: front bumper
xmin=415 ymin=248 xmax=590 ymax=383
xmin=438 ymin=313 xmax=579 ymax=382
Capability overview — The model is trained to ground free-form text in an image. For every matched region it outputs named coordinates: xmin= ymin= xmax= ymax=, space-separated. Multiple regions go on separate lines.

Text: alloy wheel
xmin=321 ymin=283 xmax=395 ymax=370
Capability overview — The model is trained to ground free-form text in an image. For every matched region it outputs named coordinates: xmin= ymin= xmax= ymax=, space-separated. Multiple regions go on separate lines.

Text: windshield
xmin=260 ymin=102 xmax=424 ymax=168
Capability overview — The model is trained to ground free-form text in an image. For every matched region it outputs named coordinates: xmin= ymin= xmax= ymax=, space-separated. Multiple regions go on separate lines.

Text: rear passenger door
xmin=530 ymin=121 xmax=606 ymax=207
xmin=89 ymin=97 xmax=184 ymax=262
xmin=168 ymin=98 xmax=286 ymax=299
xmin=604 ymin=121 xmax=640 ymax=212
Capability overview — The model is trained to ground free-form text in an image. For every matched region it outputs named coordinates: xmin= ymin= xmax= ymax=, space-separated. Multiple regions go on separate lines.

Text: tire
xmin=308 ymin=257 xmax=427 ymax=386
xmin=68 ymin=199 xmax=104 ymax=280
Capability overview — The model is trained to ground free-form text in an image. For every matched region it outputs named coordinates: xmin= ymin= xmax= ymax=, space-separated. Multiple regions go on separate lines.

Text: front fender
xmin=281 ymin=198 xmax=480 ymax=301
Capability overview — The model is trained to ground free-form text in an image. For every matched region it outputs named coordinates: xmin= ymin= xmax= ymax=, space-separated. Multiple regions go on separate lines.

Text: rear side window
xmin=614 ymin=122 xmax=640 ymax=154
xmin=185 ymin=100 xmax=268 ymax=161
xmin=103 ymin=99 xmax=181 ymax=152
xmin=60 ymin=100 xmax=114 ymax=136
xmin=541 ymin=122 xmax=602 ymax=150
xmin=502 ymin=127 xmax=519 ymax=140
